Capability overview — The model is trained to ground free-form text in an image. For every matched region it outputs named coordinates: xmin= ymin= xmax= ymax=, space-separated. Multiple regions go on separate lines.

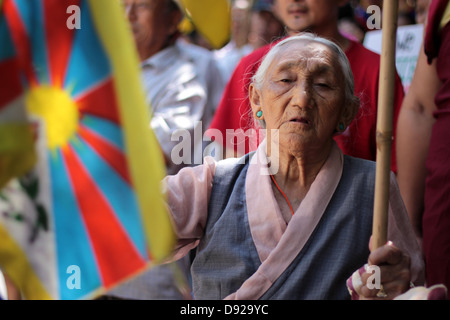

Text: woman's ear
xmin=340 ymin=99 xmax=359 ymax=128
xmin=249 ymin=83 xmax=263 ymax=119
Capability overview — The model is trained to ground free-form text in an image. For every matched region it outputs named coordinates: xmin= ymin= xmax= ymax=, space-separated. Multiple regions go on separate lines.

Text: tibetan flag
xmin=0 ymin=0 xmax=176 ymax=300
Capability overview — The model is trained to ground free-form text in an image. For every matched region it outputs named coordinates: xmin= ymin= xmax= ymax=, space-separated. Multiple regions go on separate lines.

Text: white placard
xmin=364 ymin=24 xmax=424 ymax=92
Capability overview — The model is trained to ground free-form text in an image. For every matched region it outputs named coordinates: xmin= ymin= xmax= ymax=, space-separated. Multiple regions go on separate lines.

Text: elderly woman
xmin=165 ymin=33 xmax=424 ymax=300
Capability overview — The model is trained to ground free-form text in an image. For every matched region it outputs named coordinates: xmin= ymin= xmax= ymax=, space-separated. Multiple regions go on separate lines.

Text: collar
xmin=245 ymin=139 xmax=344 ymax=263
xmin=140 ymin=44 xmax=179 ymax=70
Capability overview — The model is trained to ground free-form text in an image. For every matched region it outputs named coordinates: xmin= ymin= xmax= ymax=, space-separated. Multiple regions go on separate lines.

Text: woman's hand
xmin=347 ymin=241 xmax=412 ymax=300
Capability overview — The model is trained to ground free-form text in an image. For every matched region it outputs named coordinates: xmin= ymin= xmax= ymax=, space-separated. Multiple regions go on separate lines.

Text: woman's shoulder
xmin=343 ymin=154 xmax=376 ymax=165
xmin=342 ymin=155 xmax=377 ymax=177
xmin=214 ymin=153 xmax=255 ymax=175
xmin=342 ymin=155 xmax=400 ymax=196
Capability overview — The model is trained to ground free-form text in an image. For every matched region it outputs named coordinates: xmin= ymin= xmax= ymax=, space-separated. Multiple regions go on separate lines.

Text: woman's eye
xmin=314 ymin=82 xmax=331 ymax=88
xmin=280 ymin=79 xmax=293 ymax=83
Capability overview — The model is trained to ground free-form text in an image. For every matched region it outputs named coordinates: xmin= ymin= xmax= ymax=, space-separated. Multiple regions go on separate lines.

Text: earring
xmin=338 ymin=123 xmax=345 ymax=131
xmin=256 ymin=110 xmax=263 ymax=118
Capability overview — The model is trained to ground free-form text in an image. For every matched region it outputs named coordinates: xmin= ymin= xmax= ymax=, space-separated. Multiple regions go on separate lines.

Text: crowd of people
xmin=2 ymin=0 xmax=449 ymax=300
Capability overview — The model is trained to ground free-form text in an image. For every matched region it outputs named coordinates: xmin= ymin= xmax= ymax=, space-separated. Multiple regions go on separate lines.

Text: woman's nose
xmin=291 ymin=83 xmax=312 ymax=109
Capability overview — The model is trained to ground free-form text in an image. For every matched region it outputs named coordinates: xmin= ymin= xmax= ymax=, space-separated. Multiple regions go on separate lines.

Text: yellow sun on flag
xmin=25 ymin=86 xmax=79 ymax=150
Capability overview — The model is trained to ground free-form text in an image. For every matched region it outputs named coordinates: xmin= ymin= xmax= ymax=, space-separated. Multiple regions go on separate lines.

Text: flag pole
xmin=372 ymin=0 xmax=399 ymax=251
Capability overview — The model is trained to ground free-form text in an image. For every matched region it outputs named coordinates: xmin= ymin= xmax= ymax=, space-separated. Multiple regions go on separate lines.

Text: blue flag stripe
xmin=50 ymin=148 xmax=102 ymax=300
xmin=12 ymin=0 xmax=49 ymax=84
xmin=64 ymin=0 xmax=111 ymax=98
xmin=80 ymin=115 xmax=125 ymax=152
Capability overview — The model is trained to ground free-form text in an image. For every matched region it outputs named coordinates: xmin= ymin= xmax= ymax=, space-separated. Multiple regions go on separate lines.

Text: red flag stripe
xmin=78 ymin=124 xmax=131 ymax=185
xmin=0 ymin=59 xmax=23 ymax=108
xmin=43 ymin=0 xmax=79 ymax=88
xmin=62 ymin=145 xmax=146 ymax=288
xmin=75 ymin=78 xmax=121 ymax=125
xmin=3 ymin=0 xmax=37 ymax=86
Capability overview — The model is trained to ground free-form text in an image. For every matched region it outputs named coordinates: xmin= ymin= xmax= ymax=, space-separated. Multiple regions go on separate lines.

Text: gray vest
xmin=191 ymin=153 xmax=375 ymax=300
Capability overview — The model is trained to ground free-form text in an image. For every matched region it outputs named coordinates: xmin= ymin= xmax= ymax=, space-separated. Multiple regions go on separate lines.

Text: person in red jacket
xmin=209 ymin=0 xmax=404 ymax=173
xmin=397 ymin=0 xmax=450 ymax=293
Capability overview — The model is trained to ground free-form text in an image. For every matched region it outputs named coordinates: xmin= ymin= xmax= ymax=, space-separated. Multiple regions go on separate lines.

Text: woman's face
xmin=250 ymin=39 xmax=346 ymax=154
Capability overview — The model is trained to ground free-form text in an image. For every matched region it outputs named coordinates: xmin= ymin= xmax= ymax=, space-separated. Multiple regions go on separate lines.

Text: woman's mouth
xmin=289 ymin=117 xmax=310 ymax=125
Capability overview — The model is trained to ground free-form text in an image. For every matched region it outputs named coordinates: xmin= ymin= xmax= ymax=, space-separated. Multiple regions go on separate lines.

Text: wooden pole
xmin=372 ymin=0 xmax=399 ymax=251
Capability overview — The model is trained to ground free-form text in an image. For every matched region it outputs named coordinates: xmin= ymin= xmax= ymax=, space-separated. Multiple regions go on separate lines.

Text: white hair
xmin=251 ymin=32 xmax=359 ymax=128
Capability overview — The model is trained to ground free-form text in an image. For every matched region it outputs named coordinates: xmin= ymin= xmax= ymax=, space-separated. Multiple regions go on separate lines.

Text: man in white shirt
xmin=126 ymin=0 xmax=224 ymax=175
